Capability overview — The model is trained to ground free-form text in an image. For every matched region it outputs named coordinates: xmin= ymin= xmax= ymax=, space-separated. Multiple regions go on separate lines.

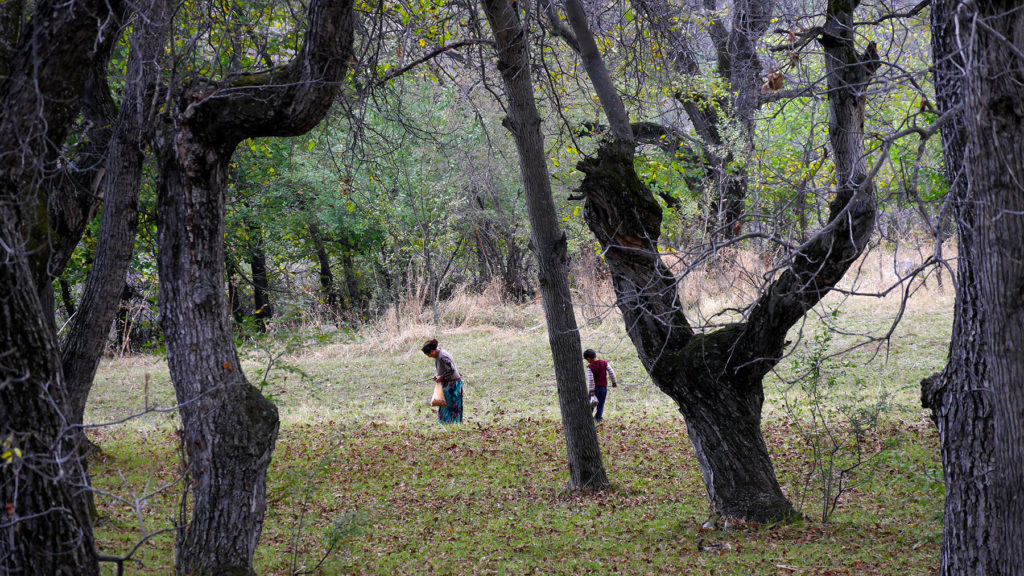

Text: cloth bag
xmin=430 ymin=381 xmax=447 ymax=407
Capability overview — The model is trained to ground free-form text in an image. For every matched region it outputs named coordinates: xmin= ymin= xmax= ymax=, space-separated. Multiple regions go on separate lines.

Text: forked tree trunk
xmin=480 ymin=0 xmax=608 ymax=490
xmin=577 ymin=146 xmax=790 ymax=519
xmin=924 ymin=0 xmax=1024 ymax=573
xmin=568 ymin=0 xmax=877 ymax=521
xmin=153 ymin=0 xmax=354 ymax=572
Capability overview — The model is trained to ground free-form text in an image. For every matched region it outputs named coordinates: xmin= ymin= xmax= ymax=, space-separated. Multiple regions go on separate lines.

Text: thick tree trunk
xmin=578 ymin=145 xmax=790 ymax=520
xmin=568 ymin=0 xmax=877 ymax=522
xmin=157 ymin=143 xmax=280 ymax=575
xmin=925 ymin=1 xmax=1024 ymax=573
xmin=0 ymin=212 xmax=100 ymax=575
xmin=22 ymin=0 xmax=125 ymax=298
xmin=153 ymin=0 xmax=354 ymax=571
xmin=0 ymin=0 xmax=119 ymax=570
xmin=921 ymin=0 xmax=994 ymax=573
xmin=964 ymin=6 xmax=1024 ymax=569
xmin=481 ymin=0 xmax=608 ymax=490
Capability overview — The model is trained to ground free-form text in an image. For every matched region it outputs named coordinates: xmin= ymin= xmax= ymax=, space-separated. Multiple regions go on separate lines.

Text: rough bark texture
xmin=0 ymin=213 xmax=99 ymax=575
xmin=22 ymin=0 xmax=124 ymax=299
xmin=572 ymin=0 xmax=877 ymax=522
xmin=154 ymin=0 xmax=354 ymax=572
xmin=481 ymin=0 xmax=608 ymax=490
xmin=578 ymin=144 xmax=792 ymax=520
xmin=0 ymin=0 xmax=118 ymax=571
xmin=924 ymin=1 xmax=1023 ymax=573
xmin=966 ymin=5 xmax=1024 ymax=569
xmin=63 ymin=0 xmax=171 ymax=429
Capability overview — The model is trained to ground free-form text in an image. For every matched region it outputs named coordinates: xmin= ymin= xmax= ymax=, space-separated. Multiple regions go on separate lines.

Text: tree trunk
xmin=577 ymin=145 xmax=791 ymax=519
xmin=227 ymin=257 xmax=246 ymax=325
xmin=153 ymin=0 xmax=354 ymax=571
xmin=0 ymin=0 xmax=119 ymax=570
xmin=62 ymin=0 xmax=170 ymax=426
xmin=157 ymin=145 xmax=280 ymax=575
xmin=0 ymin=212 xmax=100 ymax=575
xmin=340 ymin=248 xmax=362 ymax=313
xmin=924 ymin=1 xmax=1024 ymax=573
xmin=481 ymin=0 xmax=608 ymax=491
xmin=308 ymin=220 xmax=338 ymax=309
xmin=567 ymin=0 xmax=877 ymax=521
xmin=963 ymin=5 xmax=1024 ymax=569
xmin=115 ymin=282 xmax=134 ymax=354
xmin=247 ymin=220 xmax=273 ymax=332
xmin=59 ymin=277 xmax=77 ymax=318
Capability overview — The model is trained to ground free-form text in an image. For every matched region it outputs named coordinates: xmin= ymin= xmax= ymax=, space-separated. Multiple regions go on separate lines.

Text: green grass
xmin=88 ymin=287 xmax=951 ymax=575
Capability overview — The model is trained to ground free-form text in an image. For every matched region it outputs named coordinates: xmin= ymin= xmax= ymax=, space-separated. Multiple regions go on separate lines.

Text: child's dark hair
xmin=583 ymin=349 xmax=597 ymax=360
xmin=422 ymin=339 xmax=439 ymax=355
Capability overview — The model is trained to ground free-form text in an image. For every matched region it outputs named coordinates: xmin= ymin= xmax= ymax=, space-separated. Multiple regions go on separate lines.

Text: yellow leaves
xmin=419 ymin=38 xmax=426 ymax=48
xmin=1 ymin=437 xmax=21 ymax=467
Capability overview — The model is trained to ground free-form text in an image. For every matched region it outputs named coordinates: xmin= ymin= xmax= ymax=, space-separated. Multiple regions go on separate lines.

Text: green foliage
xmin=785 ymin=309 xmax=895 ymax=522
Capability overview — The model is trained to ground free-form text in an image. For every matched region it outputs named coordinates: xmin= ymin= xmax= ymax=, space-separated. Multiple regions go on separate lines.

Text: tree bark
xmin=0 ymin=0 xmax=119 ymax=571
xmin=158 ymin=151 xmax=280 ymax=575
xmin=0 ymin=213 xmax=100 ymax=575
xmin=481 ymin=0 xmax=608 ymax=490
xmin=153 ymin=0 xmax=354 ymax=572
xmin=62 ymin=0 xmax=171 ymax=429
xmin=924 ymin=1 xmax=1024 ymax=573
xmin=568 ymin=0 xmax=877 ymax=522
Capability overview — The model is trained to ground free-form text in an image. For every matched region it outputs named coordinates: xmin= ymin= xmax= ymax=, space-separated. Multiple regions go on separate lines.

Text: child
xmin=583 ymin=349 xmax=618 ymax=423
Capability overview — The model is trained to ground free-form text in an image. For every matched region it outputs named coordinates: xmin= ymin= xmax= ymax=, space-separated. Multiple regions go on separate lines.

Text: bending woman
xmin=422 ymin=339 xmax=464 ymax=424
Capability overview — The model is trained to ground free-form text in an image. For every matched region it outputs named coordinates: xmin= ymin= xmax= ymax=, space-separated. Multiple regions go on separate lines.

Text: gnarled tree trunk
xmin=568 ymin=0 xmax=878 ymax=521
xmin=153 ymin=0 xmax=355 ymax=572
xmin=63 ymin=0 xmax=170 ymax=430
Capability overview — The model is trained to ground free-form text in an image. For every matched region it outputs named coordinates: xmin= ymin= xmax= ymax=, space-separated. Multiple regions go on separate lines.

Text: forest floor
xmin=89 ymin=272 xmax=951 ymax=575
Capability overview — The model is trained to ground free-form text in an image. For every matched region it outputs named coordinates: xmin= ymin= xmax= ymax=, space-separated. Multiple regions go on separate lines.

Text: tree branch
xmin=181 ymin=0 xmax=356 ymax=146
xmin=376 ymin=39 xmax=494 ymax=85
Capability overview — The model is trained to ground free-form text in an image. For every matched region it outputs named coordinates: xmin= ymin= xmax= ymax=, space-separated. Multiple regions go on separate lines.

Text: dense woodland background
xmin=1 ymin=0 xmax=1021 ymax=573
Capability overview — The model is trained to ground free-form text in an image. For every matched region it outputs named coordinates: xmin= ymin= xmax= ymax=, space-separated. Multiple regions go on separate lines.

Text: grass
xmin=87 ymin=269 xmax=951 ymax=575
